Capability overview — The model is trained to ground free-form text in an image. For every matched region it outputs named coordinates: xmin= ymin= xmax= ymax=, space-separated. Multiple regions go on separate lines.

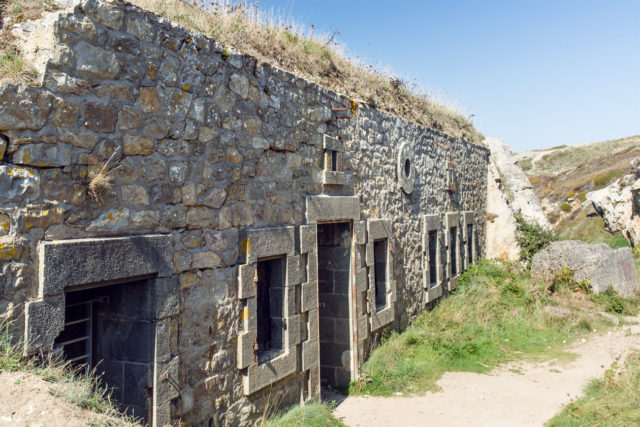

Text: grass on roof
xmin=128 ymin=0 xmax=483 ymax=144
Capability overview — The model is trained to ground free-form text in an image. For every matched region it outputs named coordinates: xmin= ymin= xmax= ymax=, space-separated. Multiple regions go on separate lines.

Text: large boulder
xmin=531 ymin=240 xmax=639 ymax=298
xmin=587 ymin=173 xmax=640 ymax=247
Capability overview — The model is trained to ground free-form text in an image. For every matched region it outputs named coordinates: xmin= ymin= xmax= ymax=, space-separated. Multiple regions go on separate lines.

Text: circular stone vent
xmin=397 ymin=142 xmax=415 ymax=194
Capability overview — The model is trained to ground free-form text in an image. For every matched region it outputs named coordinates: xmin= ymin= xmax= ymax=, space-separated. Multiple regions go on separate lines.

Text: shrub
xmin=519 ymin=158 xmax=533 ymax=171
xmin=567 ymin=192 xmax=575 ymax=198
xmin=560 ymin=203 xmax=572 ymax=212
xmin=549 ymin=265 xmax=591 ymax=294
xmin=577 ymin=192 xmax=587 ymax=202
xmin=593 ymin=170 xmax=623 ymax=188
xmin=514 ymin=214 xmax=556 ymax=265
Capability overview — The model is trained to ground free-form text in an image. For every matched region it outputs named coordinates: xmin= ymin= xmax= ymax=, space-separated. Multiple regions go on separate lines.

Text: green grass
xmin=519 ymin=158 xmax=533 ymax=171
xmin=592 ymin=170 xmax=624 ymax=188
xmin=265 ymin=402 xmax=346 ymax=427
xmin=0 ymin=325 xmax=138 ymax=425
xmin=556 ymin=206 xmax=631 ymax=250
xmin=349 ymin=260 xmax=628 ymax=397
xmin=547 ymin=352 xmax=640 ymax=426
xmin=560 ymin=203 xmax=572 ymax=212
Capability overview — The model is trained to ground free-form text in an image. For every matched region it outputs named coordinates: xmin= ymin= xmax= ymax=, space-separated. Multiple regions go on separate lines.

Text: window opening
xmin=428 ymin=230 xmax=438 ymax=287
xmin=331 ymin=150 xmax=338 ymax=172
xmin=256 ymin=255 xmax=285 ymax=359
xmin=374 ymin=239 xmax=388 ymax=309
xmin=450 ymin=227 xmax=457 ymax=277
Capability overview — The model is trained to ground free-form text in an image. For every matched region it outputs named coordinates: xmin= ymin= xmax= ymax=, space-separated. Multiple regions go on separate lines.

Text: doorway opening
xmin=54 ymin=279 xmax=154 ymax=423
xmin=317 ymin=222 xmax=352 ymax=389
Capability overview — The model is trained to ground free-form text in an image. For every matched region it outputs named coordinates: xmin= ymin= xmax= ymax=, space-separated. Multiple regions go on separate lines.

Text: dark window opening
xmin=256 ymin=256 xmax=285 ymax=358
xmin=331 ymin=150 xmax=338 ymax=172
xmin=374 ymin=239 xmax=388 ymax=310
xmin=450 ymin=227 xmax=457 ymax=277
xmin=54 ymin=280 xmax=153 ymax=423
xmin=404 ymin=158 xmax=411 ymax=178
xmin=467 ymin=224 xmax=473 ymax=264
xmin=428 ymin=230 xmax=438 ymax=287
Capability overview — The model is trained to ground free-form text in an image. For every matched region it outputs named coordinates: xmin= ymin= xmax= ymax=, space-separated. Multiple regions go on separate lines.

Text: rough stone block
xmin=299 ymin=224 xmax=317 ymax=254
xmin=243 ymin=297 xmax=257 ymax=331
xmin=321 ymin=171 xmax=346 ymax=186
xmin=0 ymin=166 xmax=40 ymax=203
xmin=305 ymin=196 xmax=359 ymax=223
xmin=423 ymin=214 xmax=440 ymax=232
xmin=39 ymin=234 xmax=172 ymax=298
xmin=357 ymin=315 xmax=368 ymax=341
xmin=75 ymin=41 xmax=119 ymax=79
xmin=448 ymin=277 xmax=458 ymax=291
xmin=356 ymin=267 xmax=367 ymax=292
xmin=365 ymin=243 xmax=374 ymax=267
xmin=322 ymin=135 xmax=342 ymax=151
xmin=24 ymin=297 xmax=64 ymax=354
xmin=13 ymin=144 xmax=72 ymax=167
xmin=155 ymin=317 xmax=178 ymax=363
xmin=301 ymin=281 xmax=318 ymax=312
xmin=307 ymin=308 xmax=319 ymax=340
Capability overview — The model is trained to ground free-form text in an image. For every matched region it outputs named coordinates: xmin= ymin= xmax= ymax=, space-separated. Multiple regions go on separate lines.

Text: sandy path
xmin=334 ymin=325 xmax=640 ymax=427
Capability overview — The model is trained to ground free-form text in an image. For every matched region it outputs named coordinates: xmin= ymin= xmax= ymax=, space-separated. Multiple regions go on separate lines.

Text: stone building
xmin=0 ymin=0 xmax=489 ymax=425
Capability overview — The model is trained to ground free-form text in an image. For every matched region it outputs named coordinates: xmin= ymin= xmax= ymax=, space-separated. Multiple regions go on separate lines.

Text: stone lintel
xmin=305 ymin=196 xmax=359 ymax=223
xmin=39 ymin=234 xmax=172 ymax=298
xmin=242 ymin=226 xmax=295 ymax=264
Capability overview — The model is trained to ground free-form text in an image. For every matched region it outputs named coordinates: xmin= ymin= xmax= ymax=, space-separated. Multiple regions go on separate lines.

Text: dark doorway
xmin=317 ymin=222 xmax=352 ymax=389
xmin=54 ymin=279 xmax=154 ymax=423
xmin=256 ymin=255 xmax=285 ymax=360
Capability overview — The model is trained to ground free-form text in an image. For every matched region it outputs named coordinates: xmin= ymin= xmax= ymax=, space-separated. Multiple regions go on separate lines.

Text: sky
xmin=243 ymin=0 xmax=640 ymax=153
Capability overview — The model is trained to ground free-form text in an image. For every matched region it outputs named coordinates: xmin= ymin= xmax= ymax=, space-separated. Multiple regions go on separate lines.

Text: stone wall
xmin=0 ymin=0 xmax=489 ymax=425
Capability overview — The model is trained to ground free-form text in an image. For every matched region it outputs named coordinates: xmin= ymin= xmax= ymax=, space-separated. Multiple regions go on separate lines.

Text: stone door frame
xmin=25 ymin=234 xmax=176 ymax=427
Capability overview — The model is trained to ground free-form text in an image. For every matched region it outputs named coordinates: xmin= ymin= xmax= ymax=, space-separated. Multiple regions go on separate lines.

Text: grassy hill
xmin=515 ymin=136 xmax=640 ymax=226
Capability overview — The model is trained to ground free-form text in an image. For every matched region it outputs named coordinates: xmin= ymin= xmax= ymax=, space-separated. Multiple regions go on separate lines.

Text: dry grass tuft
xmin=129 ymin=0 xmax=483 ymax=143
xmin=87 ymin=148 xmax=120 ymax=202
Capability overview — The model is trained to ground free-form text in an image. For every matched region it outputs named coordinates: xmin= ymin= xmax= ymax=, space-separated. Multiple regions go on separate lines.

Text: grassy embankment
xmin=0 ymin=326 xmax=138 ymax=425
xmin=547 ymin=351 xmax=640 ymax=426
xmin=264 ymin=402 xmax=346 ymax=427
xmin=349 ymin=259 xmax=638 ymax=396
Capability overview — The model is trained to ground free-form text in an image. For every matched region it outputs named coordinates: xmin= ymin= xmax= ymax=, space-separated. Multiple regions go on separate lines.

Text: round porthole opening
xmin=397 ymin=141 xmax=414 ymax=194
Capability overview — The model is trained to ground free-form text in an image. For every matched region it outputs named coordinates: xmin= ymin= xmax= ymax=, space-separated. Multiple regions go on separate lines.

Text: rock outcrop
xmin=587 ymin=168 xmax=640 ymax=247
xmin=485 ymin=137 xmax=550 ymax=260
xmin=531 ymin=240 xmax=639 ymax=298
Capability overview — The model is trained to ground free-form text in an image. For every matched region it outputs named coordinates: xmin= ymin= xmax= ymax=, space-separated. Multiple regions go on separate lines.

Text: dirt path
xmin=334 ymin=324 xmax=640 ymax=427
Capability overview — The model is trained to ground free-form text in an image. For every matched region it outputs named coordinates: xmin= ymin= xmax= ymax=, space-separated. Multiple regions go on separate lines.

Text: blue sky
xmin=252 ymin=0 xmax=640 ymax=153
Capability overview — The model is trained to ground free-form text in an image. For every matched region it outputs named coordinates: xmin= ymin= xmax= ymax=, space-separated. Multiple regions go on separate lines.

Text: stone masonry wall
xmin=0 ymin=0 xmax=488 ymax=425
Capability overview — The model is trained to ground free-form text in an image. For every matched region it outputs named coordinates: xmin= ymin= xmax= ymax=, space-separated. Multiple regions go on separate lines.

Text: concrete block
xmin=464 ymin=210 xmax=474 ymax=225
xmin=154 ymin=277 xmax=179 ymax=319
xmin=242 ymin=226 xmax=295 ymax=263
xmin=301 ymin=281 xmax=318 ymax=312
xmin=305 ymin=196 xmax=360 ymax=223
xmin=354 ymin=221 xmax=366 ymax=245
xmin=237 ymin=329 xmax=257 ymax=369
xmin=24 ymin=297 xmax=64 ymax=354
xmin=286 ymin=286 xmax=297 ymax=316
xmin=153 ymin=355 xmax=180 ymax=412
xmin=389 ymin=280 xmax=397 ymax=303
xmin=308 ymin=365 xmax=321 ymax=398
xmin=238 ymin=263 xmax=257 ymax=299
xmin=301 ymin=338 xmax=319 ymax=371
xmin=39 ymin=234 xmax=172 ymax=298
xmin=299 ymin=224 xmax=317 ymax=254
